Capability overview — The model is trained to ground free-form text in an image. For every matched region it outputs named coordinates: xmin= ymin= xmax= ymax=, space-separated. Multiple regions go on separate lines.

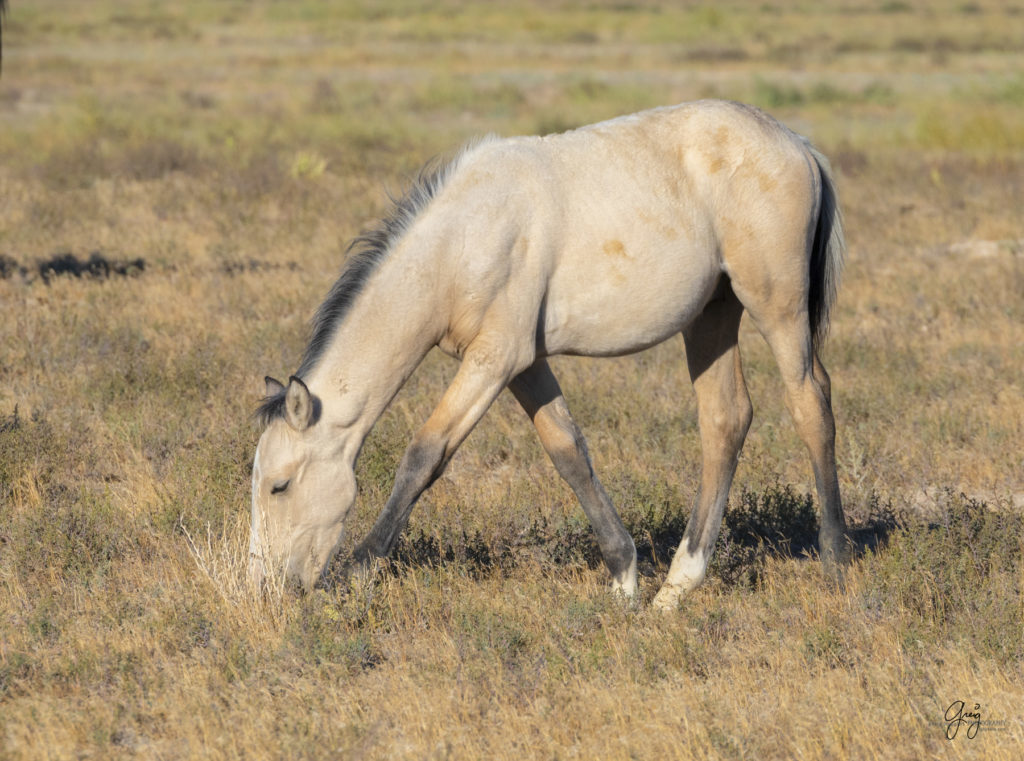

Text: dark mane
xmin=297 ymin=156 xmax=458 ymax=378
xmin=255 ymin=143 xmax=479 ymax=426
xmin=255 ymin=390 xmax=288 ymax=428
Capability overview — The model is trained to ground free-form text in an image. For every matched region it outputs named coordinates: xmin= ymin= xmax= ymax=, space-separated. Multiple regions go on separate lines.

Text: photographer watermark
xmin=941 ymin=700 xmax=1015 ymax=740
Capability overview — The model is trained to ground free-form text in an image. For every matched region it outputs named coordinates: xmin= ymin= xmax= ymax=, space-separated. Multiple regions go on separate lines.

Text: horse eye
xmin=270 ymin=479 xmax=290 ymax=496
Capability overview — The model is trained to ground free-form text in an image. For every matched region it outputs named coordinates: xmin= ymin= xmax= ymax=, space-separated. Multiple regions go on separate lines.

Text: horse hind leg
xmin=509 ymin=360 xmax=638 ymax=598
xmin=776 ymin=333 xmax=848 ymax=578
xmin=735 ymin=278 xmax=849 ymax=582
xmin=652 ymin=286 xmax=752 ymax=611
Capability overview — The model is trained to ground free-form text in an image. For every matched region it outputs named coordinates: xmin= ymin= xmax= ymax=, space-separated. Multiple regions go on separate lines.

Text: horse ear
xmin=265 ymin=376 xmax=286 ymax=397
xmin=284 ymin=376 xmax=315 ymax=431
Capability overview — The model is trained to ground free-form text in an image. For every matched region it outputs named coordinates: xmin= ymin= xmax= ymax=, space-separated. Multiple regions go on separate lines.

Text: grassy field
xmin=1 ymin=1 xmax=1022 ymax=758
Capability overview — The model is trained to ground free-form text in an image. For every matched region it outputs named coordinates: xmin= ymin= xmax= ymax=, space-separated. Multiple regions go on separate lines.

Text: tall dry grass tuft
xmin=180 ymin=511 xmax=290 ymax=636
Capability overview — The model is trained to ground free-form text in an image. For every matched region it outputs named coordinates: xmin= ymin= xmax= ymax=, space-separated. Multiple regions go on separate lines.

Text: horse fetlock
xmin=821 ymin=558 xmax=847 ymax=593
xmin=351 ymin=541 xmax=379 ymax=570
xmin=609 ymin=548 xmax=638 ymax=599
xmin=819 ymin=533 xmax=851 ymax=591
xmin=819 ymin=526 xmax=849 ymax=562
xmin=655 ymin=548 xmax=707 ymax=611
xmin=605 ymin=536 xmax=637 ymax=578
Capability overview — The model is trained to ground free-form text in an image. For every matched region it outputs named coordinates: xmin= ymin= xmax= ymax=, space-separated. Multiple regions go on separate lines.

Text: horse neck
xmin=304 ymin=235 xmax=446 ymax=458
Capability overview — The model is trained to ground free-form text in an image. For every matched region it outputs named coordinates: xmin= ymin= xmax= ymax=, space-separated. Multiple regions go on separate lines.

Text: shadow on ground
xmin=330 ymin=484 xmax=902 ymax=590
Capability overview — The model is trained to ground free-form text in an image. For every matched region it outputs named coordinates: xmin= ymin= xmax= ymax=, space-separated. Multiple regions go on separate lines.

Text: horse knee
xmin=536 ymin=401 xmax=592 ymax=480
xmin=399 ymin=435 xmax=449 ymax=491
xmin=549 ymin=435 xmax=593 ymax=485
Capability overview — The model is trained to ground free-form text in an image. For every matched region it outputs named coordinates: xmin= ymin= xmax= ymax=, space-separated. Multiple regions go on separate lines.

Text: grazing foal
xmin=249 ymin=100 xmax=848 ymax=610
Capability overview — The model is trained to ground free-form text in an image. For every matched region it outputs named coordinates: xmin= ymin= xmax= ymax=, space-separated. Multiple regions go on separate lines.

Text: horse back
xmin=433 ymin=101 xmax=820 ymax=359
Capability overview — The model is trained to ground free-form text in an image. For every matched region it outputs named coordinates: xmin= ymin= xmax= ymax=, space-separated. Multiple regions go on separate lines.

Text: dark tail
xmin=807 ymin=145 xmax=845 ymax=351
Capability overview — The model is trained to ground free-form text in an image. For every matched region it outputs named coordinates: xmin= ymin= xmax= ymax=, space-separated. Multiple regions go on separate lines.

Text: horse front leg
xmin=509 ymin=359 xmax=638 ymax=598
xmin=353 ymin=343 xmax=523 ymax=566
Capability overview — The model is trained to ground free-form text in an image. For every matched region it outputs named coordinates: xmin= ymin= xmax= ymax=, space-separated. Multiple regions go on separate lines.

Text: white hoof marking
xmin=652 ymin=550 xmax=707 ymax=611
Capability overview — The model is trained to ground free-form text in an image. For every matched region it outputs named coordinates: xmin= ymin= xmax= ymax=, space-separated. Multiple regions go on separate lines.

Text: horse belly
xmin=542 ymin=242 xmax=720 ymax=357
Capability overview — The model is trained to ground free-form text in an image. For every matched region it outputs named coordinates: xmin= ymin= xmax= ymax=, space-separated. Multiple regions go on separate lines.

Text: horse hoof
xmin=651 ymin=585 xmax=683 ymax=612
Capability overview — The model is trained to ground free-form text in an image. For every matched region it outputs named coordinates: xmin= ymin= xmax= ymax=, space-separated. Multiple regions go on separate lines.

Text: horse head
xmin=249 ymin=376 xmax=356 ymax=591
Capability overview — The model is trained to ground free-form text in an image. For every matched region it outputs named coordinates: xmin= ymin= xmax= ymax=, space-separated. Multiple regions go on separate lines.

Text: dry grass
xmin=1 ymin=1 xmax=1023 ymax=759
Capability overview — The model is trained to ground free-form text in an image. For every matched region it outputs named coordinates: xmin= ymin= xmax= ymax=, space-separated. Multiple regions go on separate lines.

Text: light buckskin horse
xmin=250 ymin=100 xmax=848 ymax=610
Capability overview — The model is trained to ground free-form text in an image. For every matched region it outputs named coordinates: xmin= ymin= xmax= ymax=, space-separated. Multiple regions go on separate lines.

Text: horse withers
xmin=249 ymin=100 xmax=848 ymax=610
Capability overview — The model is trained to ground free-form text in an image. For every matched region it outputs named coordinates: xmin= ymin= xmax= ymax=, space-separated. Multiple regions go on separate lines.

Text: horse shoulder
xmin=431 ymin=142 xmax=554 ymax=360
